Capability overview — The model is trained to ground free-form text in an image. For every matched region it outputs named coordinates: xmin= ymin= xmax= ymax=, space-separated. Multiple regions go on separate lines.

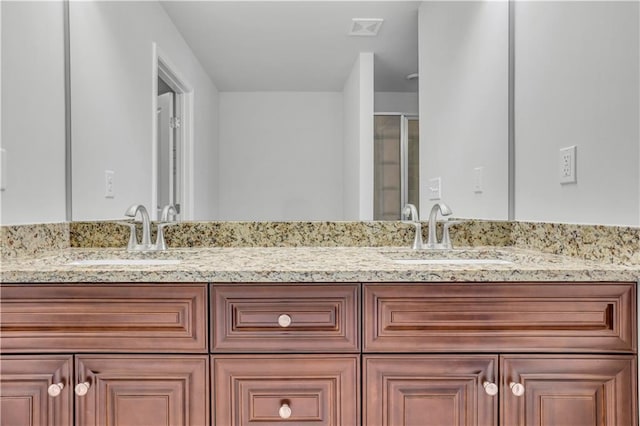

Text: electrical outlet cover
xmin=559 ymin=146 xmax=577 ymax=184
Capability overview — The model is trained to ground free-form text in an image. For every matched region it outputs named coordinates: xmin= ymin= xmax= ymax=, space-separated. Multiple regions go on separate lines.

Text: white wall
xmin=343 ymin=52 xmax=375 ymax=220
xmin=419 ymin=1 xmax=509 ymax=221
xmin=218 ymin=92 xmax=344 ymax=220
xmin=515 ymin=1 xmax=639 ymax=226
xmin=1 ymin=1 xmax=67 ymax=225
xmin=375 ymin=92 xmax=418 ymax=115
xmin=70 ymin=1 xmax=219 ymax=221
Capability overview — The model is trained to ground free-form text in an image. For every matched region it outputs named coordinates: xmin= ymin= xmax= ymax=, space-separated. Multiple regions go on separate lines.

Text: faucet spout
xmin=125 ymin=204 xmax=152 ymax=249
xmin=426 ymin=203 xmax=452 ymax=249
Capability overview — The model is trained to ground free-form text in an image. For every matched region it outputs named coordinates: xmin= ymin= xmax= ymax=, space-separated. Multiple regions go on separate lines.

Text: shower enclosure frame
xmin=374 ymin=113 xmax=419 ymax=220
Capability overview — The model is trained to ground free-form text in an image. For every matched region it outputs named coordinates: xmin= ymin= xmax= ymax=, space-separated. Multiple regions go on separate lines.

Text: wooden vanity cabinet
xmin=501 ymin=355 xmax=637 ymax=426
xmin=0 ymin=284 xmax=210 ymax=426
xmin=362 ymin=282 xmax=638 ymax=426
xmin=0 ymin=355 xmax=73 ymax=426
xmin=213 ymin=355 xmax=359 ymax=425
xmin=211 ymin=283 xmax=361 ymax=426
xmin=364 ymin=355 xmax=498 ymax=426
xmin=212 ymin=284 xmax=359 ymax=352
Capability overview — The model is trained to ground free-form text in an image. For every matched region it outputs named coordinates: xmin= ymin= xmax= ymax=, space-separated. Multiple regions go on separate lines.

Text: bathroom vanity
xmin=1 ymin=247 xmax=638 ymax=425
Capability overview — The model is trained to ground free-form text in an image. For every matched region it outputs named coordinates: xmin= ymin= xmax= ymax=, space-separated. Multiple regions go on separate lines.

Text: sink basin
xmin=68 ymin=259 xmax=181 ymax=266
xmin=382 ymin=248 xmax=515 ymax=266
xmin=392 ymin=258 xmax=512 ymax=265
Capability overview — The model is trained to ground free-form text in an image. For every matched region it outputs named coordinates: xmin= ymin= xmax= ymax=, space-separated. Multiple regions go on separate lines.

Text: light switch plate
xmin=428 ymin=177 xmax=442 ymax=200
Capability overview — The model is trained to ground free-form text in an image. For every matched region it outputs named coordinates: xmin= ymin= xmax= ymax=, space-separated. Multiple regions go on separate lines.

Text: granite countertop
xmin=1 ymin=246 xmax=638 ymax=283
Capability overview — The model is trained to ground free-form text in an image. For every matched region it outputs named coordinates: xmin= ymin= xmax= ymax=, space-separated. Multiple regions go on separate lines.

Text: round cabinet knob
xmin=510 ymin=382 xmax=525 ymax=396
xmin=482 ymin=381 xmax=498 ymax=396
xmin=279 ymin=403 xmax=292 ymax=419
xmin=48 ymin=382 xmax=64 ymax=397
xmin=278 ymin=314 xmax=292 ymax=328
xmin=75 ymin=382 xmax=90 ymax=396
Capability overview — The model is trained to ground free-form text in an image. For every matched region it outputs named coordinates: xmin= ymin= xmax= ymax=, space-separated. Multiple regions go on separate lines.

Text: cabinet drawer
xmin=212 ymin=284 xmax=359 ymax=352
xmin=0 ymin=284 xmax=208 ymax=353
xmin=364 ymin=282 xmax=636 ymax=353
xmin=212 ymin=355 xmax=359 ymax=425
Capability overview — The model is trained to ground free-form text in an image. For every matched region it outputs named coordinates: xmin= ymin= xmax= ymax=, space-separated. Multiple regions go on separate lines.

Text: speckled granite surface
xmin=513 ymin=222 xmax=640 ymax=265
xmin=2 ymin=220 xmax=638 ymax=272
xmin=69 ymin=220 xmax=514 ymax=249
xmin=1 ymin=223 xmax=69 ymax=259
xmin=1 ymin=246 xmax=638 ymax=283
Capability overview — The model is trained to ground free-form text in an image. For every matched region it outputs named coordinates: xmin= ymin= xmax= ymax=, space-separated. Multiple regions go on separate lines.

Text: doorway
xmin=152 ymin=44 xmax=194 ymax=220
xmin=156 ymin=80 xmax=179 ymax=217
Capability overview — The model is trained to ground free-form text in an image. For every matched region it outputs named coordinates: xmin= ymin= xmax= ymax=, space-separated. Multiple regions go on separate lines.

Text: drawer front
xmin=212 ymin=284 xmax=359 ymax=352
xmin=212 ymin=355 xmax=359 ymax=426
xmin=364 ymin=282 xmax=636 ymax=353
xmin=0 ymin=284 xmax=208 ymax=353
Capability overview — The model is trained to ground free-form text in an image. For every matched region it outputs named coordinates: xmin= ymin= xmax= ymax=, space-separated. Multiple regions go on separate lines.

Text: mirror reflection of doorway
xmin=373 ymin=114 xmax=419 ymax=220
xmin=153 ymin=44 xmax=195 ymax=222
xmin=156 ymin=78 xmax=179 ymax=218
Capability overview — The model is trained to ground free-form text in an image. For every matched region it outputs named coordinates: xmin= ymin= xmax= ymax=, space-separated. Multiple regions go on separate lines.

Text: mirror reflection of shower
xmin=156 ymin=76 xmax=179 ymax=217
xmin=374 ymin=113 xmax=419 ymax=220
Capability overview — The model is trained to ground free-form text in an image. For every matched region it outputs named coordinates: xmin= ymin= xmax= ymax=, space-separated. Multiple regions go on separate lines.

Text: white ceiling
xmin=160 ymin=1 xmax=420 ymax=92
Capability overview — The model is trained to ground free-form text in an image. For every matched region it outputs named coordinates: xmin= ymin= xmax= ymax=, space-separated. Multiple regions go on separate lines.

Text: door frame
xmin=151 ymin=42 xmax=194 ymax=220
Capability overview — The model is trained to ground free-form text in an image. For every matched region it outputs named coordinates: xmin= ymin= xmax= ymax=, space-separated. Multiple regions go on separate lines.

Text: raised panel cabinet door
xmin=501 ymin=355 xmax=638 ymax=426
xmin=0 ymin=355 xmax=73 ymax=426
xmin=363 ymin=283 xmax=636 ymax=353
xmin=212 ymin=284 xmax=359 ymax=352
xmin=0 ymin=284 xmax=208 ymax=353
xmin=364 ymin=355 xmax=498 ymax=426
xmin=75 ymin=355 xmax=209 ymax=426
xmin=213 ymin=355 xmax=359 ymax=425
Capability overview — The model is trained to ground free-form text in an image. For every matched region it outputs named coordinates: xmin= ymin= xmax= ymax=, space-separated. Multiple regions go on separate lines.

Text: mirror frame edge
xmin=64 ymin=0 xmax=72 ymax=221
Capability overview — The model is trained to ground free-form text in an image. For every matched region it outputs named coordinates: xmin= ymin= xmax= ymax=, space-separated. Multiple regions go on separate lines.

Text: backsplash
xmin=513 ymin=222 xmax=640 ymax=265
xmin=0 ymin=222 xmax=69 ymax=259
xmin=69 ymin=220 xmax=514 ymax=250
xmin=2 ymin=220 xmax=638 ymax=265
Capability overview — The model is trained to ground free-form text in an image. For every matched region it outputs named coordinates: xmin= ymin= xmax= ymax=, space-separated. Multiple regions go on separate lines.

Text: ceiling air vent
xmin=349 ymin=18 xmax=384 ymax=37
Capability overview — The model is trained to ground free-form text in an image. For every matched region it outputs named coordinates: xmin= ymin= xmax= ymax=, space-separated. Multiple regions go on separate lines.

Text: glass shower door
xmin=374 ymin=114 xmax=419 ymax=220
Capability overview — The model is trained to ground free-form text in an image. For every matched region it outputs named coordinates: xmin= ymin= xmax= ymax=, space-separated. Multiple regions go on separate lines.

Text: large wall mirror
xmin=2 ymin=1 xmax=637 ymax=226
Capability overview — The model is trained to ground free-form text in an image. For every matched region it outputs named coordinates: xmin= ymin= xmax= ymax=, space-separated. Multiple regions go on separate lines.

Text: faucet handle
xmin=402 ymin=204 xmax=419 ymax=221
xmin=160 ymin=204 xmax=178 ymax=222
xmin=115 ymin=221 xmax=138 ymax=251
xmin=441 ymin=220 xmax=464 ymax=249
xmin=155 ymin=222 xmax=177 ymax=251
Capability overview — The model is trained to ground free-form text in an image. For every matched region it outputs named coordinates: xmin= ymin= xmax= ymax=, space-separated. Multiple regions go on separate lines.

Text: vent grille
xmin=349 ymin=18 xmax=383 ymax=37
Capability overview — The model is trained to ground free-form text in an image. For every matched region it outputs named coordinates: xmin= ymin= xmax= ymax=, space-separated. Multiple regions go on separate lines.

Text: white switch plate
xmin=559 ymin=145 xmax=577 ymax=184
xmin=473 ymin=166 xmax=483 ymax=193
xmin=428 ymin=177 xmax=442 ymax=200
xmin=105 ymin=170 xmax=115 ymax=198
xmin=0 ymin=149 xmax=6 ymax=191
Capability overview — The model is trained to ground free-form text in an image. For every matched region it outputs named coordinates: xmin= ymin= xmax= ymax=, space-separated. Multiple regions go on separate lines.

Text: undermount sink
xmin=392 ymin=258 xmax=513 ymax=265
xmin=382 ymin=248 xmax=515 ymax=266
xmin=68 ymin=259 xmax=181 ymax=266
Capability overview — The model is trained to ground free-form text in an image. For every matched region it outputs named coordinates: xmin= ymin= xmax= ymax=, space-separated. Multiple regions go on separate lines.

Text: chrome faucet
xmin=124 ymin=204 xmax=153 ymax=251
xmin=120 ymin=204 xmax=178 ymax=251
xmin=155 ymin=205 xmax=178 ymax=251
xmin=402 ymin=203 xmax=423 ymax=250
xmin=426 ymin=202 xmax=453 ymax=249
